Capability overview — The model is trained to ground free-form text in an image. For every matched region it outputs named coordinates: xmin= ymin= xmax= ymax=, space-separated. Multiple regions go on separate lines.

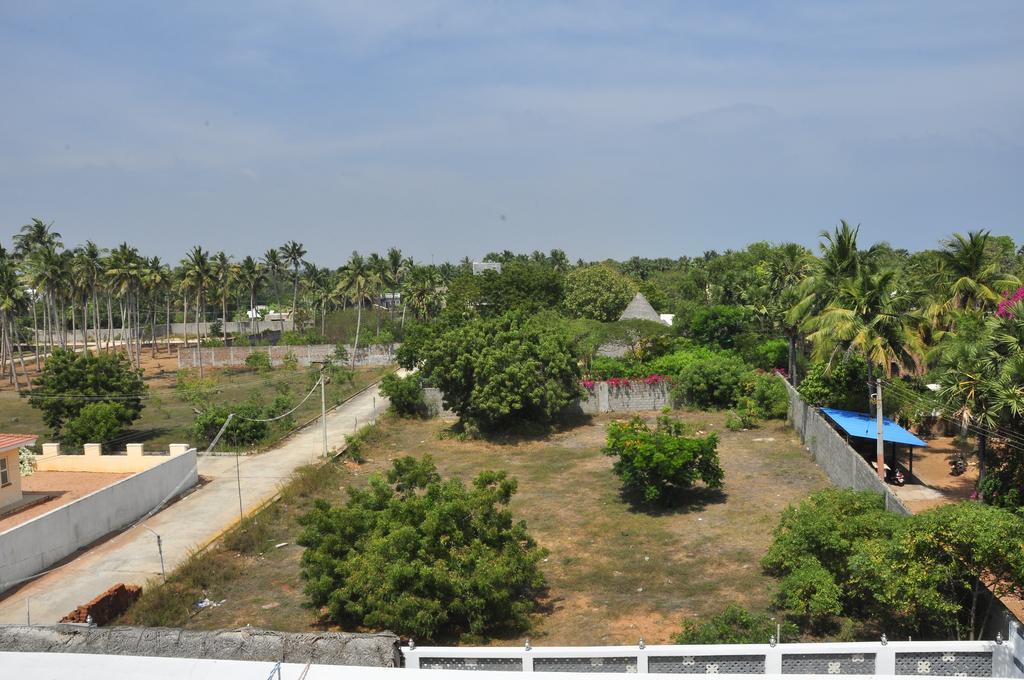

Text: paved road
xmin=0 ymin=381 xmax=390 ymax=624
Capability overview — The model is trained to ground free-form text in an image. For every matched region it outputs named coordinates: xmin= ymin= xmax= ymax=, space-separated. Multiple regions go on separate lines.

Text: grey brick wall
xmin=177 ymin=344 xmax=395 ymax=369
xmin=785 ymin=381 xmax=910 ymax=516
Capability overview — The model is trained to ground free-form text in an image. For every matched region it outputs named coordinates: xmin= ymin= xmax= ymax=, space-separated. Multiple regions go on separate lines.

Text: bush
xmin=563 ymin=264 xmax=637 ymax=322
xmin=675 ymin=605 xmax=798 ymax=644
xmin=297 ymin=456 xmax=547 ymax=640
xmin=281 ymin=330 xmax=327 ymax=345
xmin=416 ymin=312 xmax=581 ymax=430
xmin=725 ymin=406 xmax=759 ymax=431
xmin=29 ymin=349 xmax=146 ymax=437
xmin=604 ymin=414 xmax=723 ymax=505
xmin=380 ymin=373 xmax=426 ymax=417
xmin=192 ymin=405 xmax=268 ymax=448
xmin=774 ymin=559 xmax=844 ymax=621
xmin=281 ymin=351 xmax=299 ymax=371
xmin=743 ymin=372 xmax=789 ymax=419
xmin=62 ymin=401 xmax=132 ymax=446
xmin=685 ymin=305 xmax=754 ymax=349
xmin=797 ymin=357 xmax=870 ymax=411
xmin=245 ymin=350 xmax=272 ymax=372
xmin=649 ymin=348 xmax=750 ymax=409
xmin=741 ymin=338 xmax=789 ymax=371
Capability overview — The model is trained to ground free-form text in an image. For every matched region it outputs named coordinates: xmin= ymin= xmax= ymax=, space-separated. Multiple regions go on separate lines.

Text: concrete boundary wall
xmin=0 ymin=450 xmax=199 ymax=593
xmin=423 ymin=381 xmax=671 ymax=418
xmin=785 ymin=381 xmax=911 ymax=516
xmin=0 ymin=626 xmax=400 ymax=666
xmin=177 ymin=344 xmax=395 ymax=369
xmin=31 ymin=319 xmax=295 ymax=343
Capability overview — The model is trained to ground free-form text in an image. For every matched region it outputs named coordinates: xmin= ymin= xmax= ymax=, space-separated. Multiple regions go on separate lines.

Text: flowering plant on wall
xmin=581 ymin=374 xmax=671 ymax=389
xmin=996 ymin=287 xmax=1024 ymax=318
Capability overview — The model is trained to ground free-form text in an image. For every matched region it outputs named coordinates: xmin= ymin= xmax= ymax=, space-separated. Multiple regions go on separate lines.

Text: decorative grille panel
xmin=533 ymin=657 xmax=637 ymax=673
xmin=649 ymin=654 xmax=766 ymax=674
xmin=782 ymin=652 xmax=875 ymax=675
xmin=420 ymin=657 xmax=523 ymax=671
xmin=894 ymin=651 xmax=992 ymax=676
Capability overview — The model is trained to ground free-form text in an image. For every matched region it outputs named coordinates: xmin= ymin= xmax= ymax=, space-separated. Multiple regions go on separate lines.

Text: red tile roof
xmin=0 ymin=433 xmax=38 ymax=452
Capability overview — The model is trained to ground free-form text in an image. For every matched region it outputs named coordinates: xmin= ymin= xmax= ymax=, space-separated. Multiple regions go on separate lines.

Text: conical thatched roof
xmin=618 ymin=292 xmax=662 ymax=323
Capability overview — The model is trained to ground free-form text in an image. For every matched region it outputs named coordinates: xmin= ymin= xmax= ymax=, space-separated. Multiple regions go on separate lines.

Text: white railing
xmin=404 ymin=625 xmax=1024 ymax=678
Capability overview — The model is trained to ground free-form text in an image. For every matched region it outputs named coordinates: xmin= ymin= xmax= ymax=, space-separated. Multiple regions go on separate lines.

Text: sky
xmin=1 ymin=1 xmax=1022 ymax=265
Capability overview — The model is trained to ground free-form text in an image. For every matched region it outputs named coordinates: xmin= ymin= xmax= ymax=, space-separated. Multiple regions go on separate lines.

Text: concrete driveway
xmin=0 ymin=380 xmax=390 ymax=624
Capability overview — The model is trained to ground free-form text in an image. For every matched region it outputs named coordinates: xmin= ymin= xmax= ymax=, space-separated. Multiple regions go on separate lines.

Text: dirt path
xmin=0 ymin=377 xmax=394 ymax=625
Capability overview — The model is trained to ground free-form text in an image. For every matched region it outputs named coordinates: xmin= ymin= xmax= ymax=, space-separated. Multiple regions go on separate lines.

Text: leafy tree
xmin=796 ymin=356 xmax=871 ymax=412
xmin=297 ymin=456 xmax=547 ymax=640
xmin=474 ymin=261 xmax=563 ymax=316
xmin=245 ymin=350 xmax=272 ymax=372
xmin=649 ymin=347 xmax=751 ymax=409
xmin=684 ymin=305 xmax=754 ymax=349
xmin=604 ymin=414 xmax=723 ymax=505
xmin=29 ymin=349 xmax=146 ymax=437
xmin=415 ymin=312 xmax=580 ymax=430
xmin=192 ymin=404 xmax=268 ymax=447
xmin=676 ymin=605 xmax=798 ymax=644
xmin=848 ymin=503 xmax=1024 ymax=639
xmin=742 ymin=372 xmax=789 ymax=419
xmin=380 ymin=373 xmax=426 ymax=417
xmin=62 ymin=401 xmax=132 ymax=446
xmin=562 ymin=264 xmax=636 ymax=322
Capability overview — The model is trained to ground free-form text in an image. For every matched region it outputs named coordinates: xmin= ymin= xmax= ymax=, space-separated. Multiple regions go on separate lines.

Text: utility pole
xmin=313 ymin=361 xmax=328 ymax=458
xmin=875 ymin=379 xmax=886 ymax=481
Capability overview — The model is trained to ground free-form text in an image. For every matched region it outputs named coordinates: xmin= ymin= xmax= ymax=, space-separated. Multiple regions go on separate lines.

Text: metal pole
xmin=236 ymin=448 xmax=244 ymax=521
xmin=156 ymin=534 xmax=166 ymax=581
xmin=26 ymin=597 xmax=30 ymax=625
xmin=876 ymin=380 xmax=886 ymax=481
xmin=320 ymin=373 xmax=328 ymax=458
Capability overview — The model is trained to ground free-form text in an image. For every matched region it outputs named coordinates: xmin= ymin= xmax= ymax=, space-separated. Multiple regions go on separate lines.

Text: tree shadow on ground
xmin=620 ymin=485 xmax=728 ymax=517
xmin=441 ymin=413 xmax=594 ymax=446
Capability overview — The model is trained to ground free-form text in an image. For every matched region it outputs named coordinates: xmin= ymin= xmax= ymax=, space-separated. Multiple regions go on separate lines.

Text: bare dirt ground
xmin=0 ymin=471 xmax=131 ymax=532
xmin=0 ymin=343 xmax=185 ymax=394
xmin=896 ymin=435 xmax=978 ymax=512
xmin=174 ymin=411 xmax=830 ymax=645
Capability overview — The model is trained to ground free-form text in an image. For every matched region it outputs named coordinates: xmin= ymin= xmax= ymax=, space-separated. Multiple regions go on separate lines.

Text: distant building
xmin=472 ymin=261 xmax=502 ymax=275
xmin=618 ymin=292 xmax=667 ymax=325
xmin=0 ymin=433 xmax=39 ymax=512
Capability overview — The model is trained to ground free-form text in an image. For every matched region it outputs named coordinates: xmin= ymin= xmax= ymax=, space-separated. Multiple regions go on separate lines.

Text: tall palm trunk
xmin=165 ymin=294 xmax=172 ymax=354
xmin=249 ymin=288 xmax=256 ymax=335
xmin=30 ymin=296 xmax=39 ymax=366
xmin=352 ymin=290 xmax=363 ymax=369
xmin=196 ymin=290 xmax=204 ymax=379
xmin=106 ymin=294 xmax=114 ymax=352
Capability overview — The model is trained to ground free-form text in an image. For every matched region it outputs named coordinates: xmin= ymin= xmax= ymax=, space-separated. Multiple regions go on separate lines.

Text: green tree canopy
xmin=604 ymin=414 xmax=723 ymax=505
xmin=297 ymin=455 xmax=547 ymax=641
xmin=416 ymin=312 xmax=581 ymax=430
xmin=29 ymin=349 xmax=146 ymax=439
xmin=562 ymin=264 xmax=637 ymax=322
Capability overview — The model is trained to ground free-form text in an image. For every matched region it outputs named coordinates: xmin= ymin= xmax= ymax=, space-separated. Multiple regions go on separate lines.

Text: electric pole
xmin=313 ymin=361 xmax=328 ymax=458
xmin=876 ymin=379 xmax=885 ymax=481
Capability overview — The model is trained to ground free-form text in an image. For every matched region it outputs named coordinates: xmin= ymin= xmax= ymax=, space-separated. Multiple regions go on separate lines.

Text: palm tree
xmin=281 ymin=240 xmax=307 ymax=329
xmin=143 ymin=257 xmax=173 ymax=357
xmin=304 ymin=264 xmax=335 ymax=336
xmin=106 ymin=243 xmax=145 ymax=367
xmin=933 ymin=230 xmax=1020 ymax=319
xmin=402 ymin=265 xmax=443 ymax=322
xmin=236 ymin=256 xmax=266 ymax=335
xmin=367 ymin=252 xmax=389 ymax=336
xmin=336 ymin=252 xmax=371 ymax=366
xmin=807 ymin=265 xmax=924 ymax=411
xmin=181 ymin=246 xmax=213 ymax=377
xmin=385 ymin=247 xmax=407 ymax=324
xmin=0 ymin=253 xmax=29 ymax=392
xmin=262 ymin=248 xmax=286 ymax=332
xmin=211 ymin=251 xmax=235 ymax=342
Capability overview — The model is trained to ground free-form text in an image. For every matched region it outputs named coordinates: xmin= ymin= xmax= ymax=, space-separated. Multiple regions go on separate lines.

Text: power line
xmin=879 ymin=378 xmax=1024 ymax=451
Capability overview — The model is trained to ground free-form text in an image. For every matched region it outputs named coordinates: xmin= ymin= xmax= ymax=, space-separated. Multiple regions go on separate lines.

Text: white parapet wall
xmin=405 ymin=633 xmax=1023 ymax=677
xmin=36 ymin=442 xmax=192 ymax=474
xmin=0 ymin=449 xmax=198 ymax=593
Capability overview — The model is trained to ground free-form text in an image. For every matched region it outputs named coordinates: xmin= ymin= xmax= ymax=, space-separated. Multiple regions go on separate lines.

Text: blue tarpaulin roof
xmin=820 ymin=408 xmax=928 ymax=448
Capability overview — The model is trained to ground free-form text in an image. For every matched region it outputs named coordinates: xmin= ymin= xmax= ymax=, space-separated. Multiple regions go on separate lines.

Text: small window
xmin=0 ymin=456 xmax=8 ymax=486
